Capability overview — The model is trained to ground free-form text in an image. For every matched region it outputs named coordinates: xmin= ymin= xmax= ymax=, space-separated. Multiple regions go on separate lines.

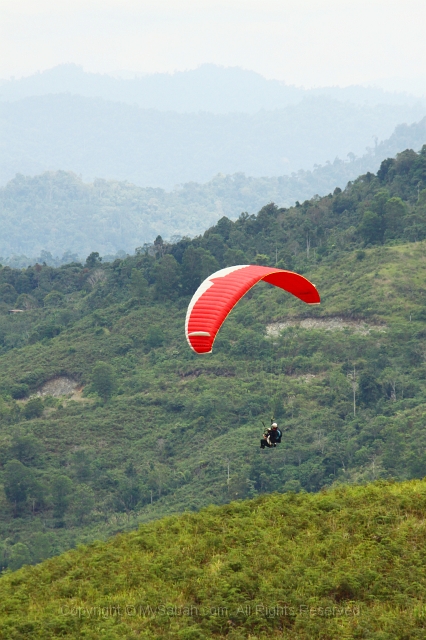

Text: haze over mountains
xmin=1 ymin=65 xmax=426 ymax=190
xmin=0 ymin=64 xmax=426 ymax=262
xmin=1 ymin=116 xmax=426 ymax=264
xmin=3 ymin=94 xmax=426 ymax=190
xmin=2 ymin=64 xmax=424 ymax=112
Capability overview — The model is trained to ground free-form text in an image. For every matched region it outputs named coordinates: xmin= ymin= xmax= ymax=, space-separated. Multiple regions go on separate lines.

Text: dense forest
xmin=1 ymin=91 xmax=425 ymax=189
xmin=1 ymin=481 xmax=426 ymax=638
xmin=0 ymin=147 xmax=425 ymax=575
xmin=1 ymin=118 xmax=426 ymax=263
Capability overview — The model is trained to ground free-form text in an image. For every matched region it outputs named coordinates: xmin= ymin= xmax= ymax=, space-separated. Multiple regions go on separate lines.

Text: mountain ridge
xmin=2 ymin=63 xmax=424 ymax=113
xmin=1 ymin=116 xmax=425 ymax=263
xmin=1 ymin=92 xmax=425 ymax=190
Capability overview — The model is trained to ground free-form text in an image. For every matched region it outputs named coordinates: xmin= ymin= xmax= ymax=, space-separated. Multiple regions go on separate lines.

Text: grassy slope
xmin=1 ymin=242 xmax=426 ymax=564
xmin=308 ymin=242 xmax=426 ymax=319
xmin=1 ymin=480 xmax=426 ymax=639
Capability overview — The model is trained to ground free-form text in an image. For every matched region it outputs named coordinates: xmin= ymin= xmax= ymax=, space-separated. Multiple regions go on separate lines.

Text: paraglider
xmin=185 ymin=264 xmax=320 ymax=450
xmin=260 ymin=420 xmax=282 ymax=449
xmin=185 ymin=265 xmax=320 ymax=354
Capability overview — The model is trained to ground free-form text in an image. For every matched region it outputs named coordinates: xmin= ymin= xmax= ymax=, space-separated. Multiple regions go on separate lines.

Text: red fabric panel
xmin=262 ymin=271 xmax=320 ymax=304
xmin=187 ymin=265 xmax=319 ymax=354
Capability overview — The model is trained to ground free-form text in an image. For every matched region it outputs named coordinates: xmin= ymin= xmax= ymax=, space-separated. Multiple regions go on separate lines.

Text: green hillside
xmin=0 ymin=146 xmax=426 ymax=575
xmin=1 ymin=480 xmax=426 ymax=639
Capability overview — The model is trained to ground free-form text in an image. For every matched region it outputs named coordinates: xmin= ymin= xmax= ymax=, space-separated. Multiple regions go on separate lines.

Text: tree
xmin=181 ymin=246 xmax=219 ymax=294
xmin=254 ymin=253 xmax=269 ymax=265
xmin=9 ymin=383 xmax=29 ymax=400
xmin=31 ymin=532 xmax=55 ymax=564
xmin=0 ymin=397 xmax=10 ymax=423
xmin=371 ymin=189 xmax=390 ymax=216
xmin=272 ymin=395 xmax=285 ymax=419
xmin=153 ymin=235 xmax=165 ymax=257
xmin=51 ymin=475 xmax=73 ymax=519
xmin=223 ymin=248 xmax=247 ymax=267
xmin=72 ymin=450 xmax=93 ymax=482
xmin=145 ymin=326 xmax=165 ymax=349
xmin=15 ymin=293 xmax=37 ymax=310
xmin=359 ymin=210 xmax=383 ymax=244
xmin=71 ymin=484 xmax=96 ymax=524
xmin=92 ymin=361 xmax=116 ymax=401
xmin=10 ymin=433 xmax=42 ymax=466
xmin=0 ymin=283 xmax=17 ymax=304
xmin=383 ymin=197 xmax=407 ymax=239
xmin=115 ymin=478 xmax=141 ymax=513
xmin=359 ymin=371 xmax=381 ymax=406
xmin=131 ymin=269 xmax=148 ymax=299
xmin=43 ymin=290 xmax=64 ymax=307
xmin=3 ymin=460 xmax=35 ymax=514
xmin=8 ymin=543 xmax=31 ymax=571
xmin=199 ymin=250 xmax=219 ymax=280
xmin=85 ymin=252 xmax=102 ymax=268
xmin=23 ymin=397 xmax=44 ymax=420
xmin=181 ymin=246 xmax=202 ymax=294
xmin=27 ymin=478 xmax=47 ymax=514
xmin=147 ymin=463 xmax=171 ymax=499
xmin=153 ymin=255 xmax=180 ymax=299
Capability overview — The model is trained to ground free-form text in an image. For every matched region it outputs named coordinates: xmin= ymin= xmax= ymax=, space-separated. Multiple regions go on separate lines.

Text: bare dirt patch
xmin=266 ymin=317 xmax=386 ymax=337
xmin=36 ymin=376 xmax=83 ymax=399
xmin=296 ymin=373 xmax=317 ymax=383
xmin=179 ymin=368 xmax=235 ymax=380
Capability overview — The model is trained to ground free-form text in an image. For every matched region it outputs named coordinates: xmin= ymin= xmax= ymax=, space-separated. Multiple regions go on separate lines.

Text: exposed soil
xmin=266 ymin=317 xmax=386 ymax=337
xmin=179 ymin=368 xmax=235 ymax=379
xmin=296 ymin=373 xmax=317 ymax=383
xmin=36 ymin=376 xmax=83 ymax=399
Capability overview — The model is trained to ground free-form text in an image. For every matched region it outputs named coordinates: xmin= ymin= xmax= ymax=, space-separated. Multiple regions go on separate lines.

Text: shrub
xmin=92 ymin=361 xmax=116 ymax=401
xmin=19 ymin=369 xmax=45 ymax=387
xmin=23 ymin=397 xmax=44 ymax=420
xmin=10 ymin=383 xmax=29 ymax=399
xmin=43 ymin=291 xmax=64 ymax=307
xmin=145 ymin=326 xmax=165 ymax=349
xmin=0 ymin=283 xmax=17 ymax=305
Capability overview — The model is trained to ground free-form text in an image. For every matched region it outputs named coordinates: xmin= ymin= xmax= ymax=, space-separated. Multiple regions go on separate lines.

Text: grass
xmin=0 ymin=479 xmax=426 ymax=638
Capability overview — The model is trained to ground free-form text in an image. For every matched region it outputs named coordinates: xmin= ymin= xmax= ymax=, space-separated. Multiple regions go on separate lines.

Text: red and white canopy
xmin=185 ymin=265 xmax=320 ymax=354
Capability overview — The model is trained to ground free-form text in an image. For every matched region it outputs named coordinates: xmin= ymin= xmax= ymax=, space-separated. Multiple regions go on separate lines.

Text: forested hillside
xmin=1 ymin=118 xmax=426 ymax=263
xmin=1 ymin=481 xmax=426 ymax=638
xmin=0 ymin=147 xmax=426 ymax=573
xmin=1 ymin=92 xmax=425 ymax=188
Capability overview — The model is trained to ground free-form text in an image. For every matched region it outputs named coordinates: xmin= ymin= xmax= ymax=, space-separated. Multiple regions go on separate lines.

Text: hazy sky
xmin=2 ymin=0 xmax=426 ymax=89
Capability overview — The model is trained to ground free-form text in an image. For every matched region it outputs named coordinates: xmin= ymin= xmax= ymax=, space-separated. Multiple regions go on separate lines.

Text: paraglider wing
xmin=185 ymin=265 xmax=320 ymax=354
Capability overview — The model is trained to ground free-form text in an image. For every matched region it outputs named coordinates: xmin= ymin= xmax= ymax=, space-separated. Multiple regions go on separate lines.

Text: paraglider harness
xmin=260 ymin=419 xmax=282 ymax=449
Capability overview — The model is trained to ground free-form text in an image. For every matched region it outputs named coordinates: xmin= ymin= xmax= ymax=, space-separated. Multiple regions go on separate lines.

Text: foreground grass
xmin=1 ymin=480 xmax=426 ymax=639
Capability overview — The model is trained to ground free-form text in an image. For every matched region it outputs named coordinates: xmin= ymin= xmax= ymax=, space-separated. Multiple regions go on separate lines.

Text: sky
xmin=1 ymin=0 xmax=426 ymax=91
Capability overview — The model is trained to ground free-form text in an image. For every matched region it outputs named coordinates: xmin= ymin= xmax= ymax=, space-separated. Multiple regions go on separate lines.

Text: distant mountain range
xmin=0 ymin=63 xmax=425 ymax=262
xmin=1 ymin=93 xmax=425 ymax=189
xmin=1 ymin=64 xmax=424 ymax=113
xmin=1 ymin=116 xmax=425 ymax=265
